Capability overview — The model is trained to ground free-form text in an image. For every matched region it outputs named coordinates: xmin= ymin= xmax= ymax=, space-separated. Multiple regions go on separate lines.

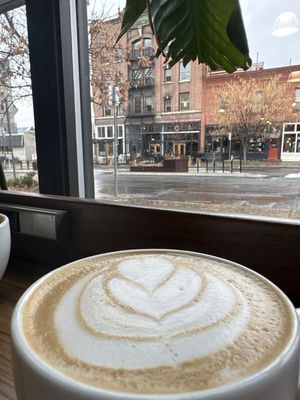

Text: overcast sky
xmin=15 ymin=0 xmax=300 ymax=126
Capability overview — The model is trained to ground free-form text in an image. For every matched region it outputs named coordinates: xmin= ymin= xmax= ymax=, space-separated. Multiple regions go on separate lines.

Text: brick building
xmin=91 ymin=14 xmax=204 ymax=164
xmin=91 ymin=14 xmax=300 ymax=164
xmin=201 ymin=64 xmax=300 ymax=161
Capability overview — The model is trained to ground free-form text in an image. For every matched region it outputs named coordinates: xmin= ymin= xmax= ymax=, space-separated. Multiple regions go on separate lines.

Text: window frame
xmin=24 ymin=0 xmax=94 ymax=197
xmin=164 ymin=96 xmax=172 ymax=112
xmin=0 ymin=0 xmax=299 ymax=290
xmin=179 ymin=92 xmax=190 ymax=111
xmin=164 ymin=67 xmax=172 ymax=83
xmin=179 ymin=62 xmax=191 ymax=81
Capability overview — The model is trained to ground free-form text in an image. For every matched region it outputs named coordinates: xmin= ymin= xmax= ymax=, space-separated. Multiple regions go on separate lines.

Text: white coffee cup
xmin=0 ymin=212 xmax=11 ymax=279
xmin=10 ymin=250 xmax=300 ymax=400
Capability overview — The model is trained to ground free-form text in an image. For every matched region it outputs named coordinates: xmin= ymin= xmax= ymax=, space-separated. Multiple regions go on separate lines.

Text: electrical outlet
xmin=0 ymin=203 xmax=68 ymax=241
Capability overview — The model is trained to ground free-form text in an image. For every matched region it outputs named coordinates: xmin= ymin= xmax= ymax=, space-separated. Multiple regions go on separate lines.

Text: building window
xmin=97 ymin=127 xmax=105 ymax=139
xmin=118 ymin=125 xmax=124 ymax=138
xmin=164 ymin=68 xmax=172 ymax=82
xmin=133 ymin=97 xmax=142 ymax=113
xmin=144 ymin=96 xmax=153 ymax=113
xmin=131 ymin=39 xmax=141 ymax=58
xmin=107 ymin=126 xmax=113 ymax=138
xmin=143 ymin=38 xmax=152 ymax=56
xmin=164 ymin=96 xmax=172 ymax=112
xmin=294 ymin=88 xmax=300 ymax=110
xmin=103 ymin=104 xmax=112 ymax=116
xmin=179 ymin=92 xmax=190 ymax=110
xmin=180 ymin=62 xmax=191 ymax=81
xmin=97 ymin=125 xmax=124 ymax=139
xmin=282 ymin=123 xmax=300 ymax=154
xmin=144 ymin=68 xmax=152 ymax=85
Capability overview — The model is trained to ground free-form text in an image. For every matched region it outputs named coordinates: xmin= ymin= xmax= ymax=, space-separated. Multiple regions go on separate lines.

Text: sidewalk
xmin=93 ymin=161 xmax=300 ymax=178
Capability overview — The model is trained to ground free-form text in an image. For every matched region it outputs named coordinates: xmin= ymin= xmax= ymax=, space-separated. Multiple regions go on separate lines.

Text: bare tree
xmin=89 ymin=9 xmax=130 ymax=113
xmin=213 ymin=74 xmax=292 ymax=162
xmin=0 ymin=6 xmax=31 ymax=126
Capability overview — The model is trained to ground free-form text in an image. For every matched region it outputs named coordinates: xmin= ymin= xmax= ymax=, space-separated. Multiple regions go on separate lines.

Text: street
xmin=94 ymin=167 xmax=300 ymax=219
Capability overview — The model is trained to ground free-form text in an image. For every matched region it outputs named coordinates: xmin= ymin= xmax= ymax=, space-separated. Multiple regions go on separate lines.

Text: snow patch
xmin=285 ymin=173 xmax=300 ymax=179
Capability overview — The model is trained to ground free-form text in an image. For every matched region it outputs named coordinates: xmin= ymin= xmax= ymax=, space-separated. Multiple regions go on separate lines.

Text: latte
xmin=21 ymin=250 xmax=295 ymax=394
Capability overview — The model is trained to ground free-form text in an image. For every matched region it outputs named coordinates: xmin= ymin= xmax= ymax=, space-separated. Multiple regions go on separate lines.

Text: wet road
xmin=94 ymin=169 xmax=300 ymax=219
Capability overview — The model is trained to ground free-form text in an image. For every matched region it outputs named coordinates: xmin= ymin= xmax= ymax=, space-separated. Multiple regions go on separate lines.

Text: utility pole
xmin=113 ymin=85 xmax=118 ymax=198
xmin=5 ymin=97 xmax=16 ymax=181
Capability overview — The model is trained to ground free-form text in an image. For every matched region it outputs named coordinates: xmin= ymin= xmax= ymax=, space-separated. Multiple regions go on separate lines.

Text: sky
xmin=15 ymin=0 xmax=300 ymax=127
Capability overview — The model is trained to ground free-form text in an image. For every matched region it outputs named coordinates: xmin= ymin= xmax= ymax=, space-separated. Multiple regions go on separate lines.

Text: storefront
xmin=281 ymin=123 xmax=300 ymax=161
xmin=125 ymin=121 xmax=200 ymax=162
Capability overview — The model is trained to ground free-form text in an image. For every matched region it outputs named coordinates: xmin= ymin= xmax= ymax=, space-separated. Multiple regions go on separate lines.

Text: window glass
xmin=144 ymin=68 xmax=152 ymax=85
xmin=179 ymin=92 xmax=190 ymax=110
xmin=86 ymin=1 xmax=300 ymax=220
xmin=164 ymin=68 xmax=172 ymax=82
xmin=132 ymin=39 xmax=141 ymax=58
xmin=118 ymin=125 xmax=123 ymax=138
xmin=180 ymin=62 xmax=191 ymax=80
xmin=103 ymin=105 xmax=112 ymax=116
xmin=133 ymin=97 xmax=141 ymax=114
xmin=0 ymin=5 xmax=38 ymax=193
xmin=164 ymin=97 xmax=172 ymax=112
xmin=143 ymin=38 xmax=152 ymax=56
xmin=107 ymin=126 xmax=113 ymax=138
xmin=144 ymin=96 xmax=153 ymax=113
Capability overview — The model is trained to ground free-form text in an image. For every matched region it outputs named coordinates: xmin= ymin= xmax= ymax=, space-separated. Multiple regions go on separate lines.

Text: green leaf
xmin=116 ymin=0 xmax=147 ymax=42
xmin=117 ymin=0 xmax=251 ymax=73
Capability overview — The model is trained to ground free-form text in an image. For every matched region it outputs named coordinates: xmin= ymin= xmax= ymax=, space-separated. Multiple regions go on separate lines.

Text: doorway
xmin=173 ymin=143 xmax=186 ymax=157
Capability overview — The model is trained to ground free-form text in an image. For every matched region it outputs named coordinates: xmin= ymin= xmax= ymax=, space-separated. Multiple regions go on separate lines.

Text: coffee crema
xmin=22 ymin=250 xmax=294 ymax=394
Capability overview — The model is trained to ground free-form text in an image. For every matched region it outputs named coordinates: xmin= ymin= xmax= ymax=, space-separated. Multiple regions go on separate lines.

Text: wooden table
xmin=0 ymin=257 xmax=54 ymax=400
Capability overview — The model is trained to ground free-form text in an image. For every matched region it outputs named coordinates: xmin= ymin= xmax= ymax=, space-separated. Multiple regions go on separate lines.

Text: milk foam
xmin=54 ymin=256 xmax=248 ymax=368
xmin=22 ymin=251 xmax=294 ymax=394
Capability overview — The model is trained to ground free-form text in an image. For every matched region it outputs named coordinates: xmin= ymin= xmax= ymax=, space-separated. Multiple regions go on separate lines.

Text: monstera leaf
xmin=117 ymin=0 xmax=252 ymax=73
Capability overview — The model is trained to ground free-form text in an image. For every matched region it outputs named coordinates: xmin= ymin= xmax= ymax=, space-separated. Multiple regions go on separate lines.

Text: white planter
xmin=0 ymin=213 xmax=11 ymax=279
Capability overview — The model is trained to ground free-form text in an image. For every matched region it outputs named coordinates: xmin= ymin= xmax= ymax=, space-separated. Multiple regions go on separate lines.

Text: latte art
xmin=22 ymin=250 xmax=294 ymax=394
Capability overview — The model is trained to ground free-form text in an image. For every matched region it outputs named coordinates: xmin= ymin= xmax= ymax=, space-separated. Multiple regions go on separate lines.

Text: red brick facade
xmin=91 ymin=16 xmax=300 ymax=162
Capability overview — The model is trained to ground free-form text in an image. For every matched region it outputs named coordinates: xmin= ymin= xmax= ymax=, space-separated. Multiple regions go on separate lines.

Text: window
xmin=179 ymin=92 xmax=190 ymax=110
xmin=144 ymin=96 xmax=153 ymax=113
xmin=131 ymin=39 xmax=141 ymax=58
xmin=144 ymin=68 xmax=152 ymax=85
xmin=2 ymin=0 xmax=300 ymax=224
xmin=294 ymin=88 xmax=300 ymax=110
xmin=133 ymin=97 xmax=141 ymax=113
xmin=164 ymin=68 xmax=172 ymax=82
xmin=282 ymin=123 xmax=300 ymax=155
xmin=97 ymin=127 xmax=105 ymax=139
xmin=118 ymin=125 xmax=124 ymax=138
xmin=107 ymin=126 xmax=113 ymax=138
xmin=103 ymin=104 xmax=112 ymax=116
xmin=180 ymin=62 xmax=191 ymax=81
xmin=143 ymin=38 xmax=152 ymax=56
xmin=132 ymin=69 xmax=142 ymax=80
xmin=96 ymin=125 xmax=123 ymax=139
xmin=164 ymin=96 xmax=172 ymax=112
